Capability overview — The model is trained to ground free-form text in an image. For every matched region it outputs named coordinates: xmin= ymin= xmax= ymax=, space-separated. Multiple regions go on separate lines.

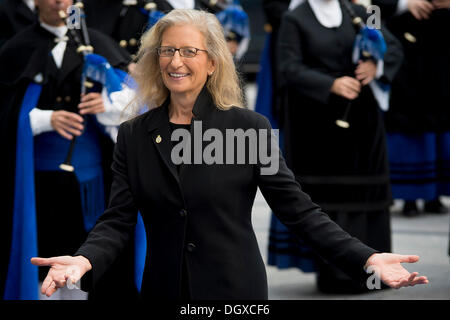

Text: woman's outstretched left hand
xmin=365 ymin=253 xmax=429 ymax=289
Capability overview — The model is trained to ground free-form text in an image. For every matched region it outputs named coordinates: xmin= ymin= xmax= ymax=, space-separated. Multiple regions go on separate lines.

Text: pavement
xmin=252 ymin=193 xmax=450 ymax=300
xmin=246 ymin=82 xmax=450 ymax=300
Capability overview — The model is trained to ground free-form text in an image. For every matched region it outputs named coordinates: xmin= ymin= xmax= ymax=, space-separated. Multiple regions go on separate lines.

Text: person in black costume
xmin=0 ymin=0 xmax=137 ymax=300
xmin=32 ymin=9 xmax=428 ymax=300
xmin=372 ymin=0 xmax=450 ymax=217
xmin=276 ymin=0 xmax=404 ymax=293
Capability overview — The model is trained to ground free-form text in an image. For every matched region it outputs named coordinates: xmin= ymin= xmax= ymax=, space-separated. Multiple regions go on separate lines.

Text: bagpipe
xmin=58 ymin=1 xmax=129 ymax=172
xmin=335 ymin=0 xmax=388 ymax=129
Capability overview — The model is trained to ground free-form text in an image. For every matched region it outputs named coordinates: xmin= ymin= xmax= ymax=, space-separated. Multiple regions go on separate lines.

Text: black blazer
xmin=76 ymin=86 xmax=377 ymax=300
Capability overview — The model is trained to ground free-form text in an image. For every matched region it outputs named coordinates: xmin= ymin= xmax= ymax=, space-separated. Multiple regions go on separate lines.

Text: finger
xmin=80 ymin=103 xmax=105 ymax=115
xmin=41 ymin=275 xmax=54 ymax=294
xmin=59 ymin=116 xmax=84 ymax=131
xmin=83 ymin=105 xmax=105 ymax=115
xmin=31 ymin=257 xmax=52 ymax=266
xmin=399 ymin=255 xmax=420 ymax=263
xmin=355 ymin=72 xmax=366 ymax=81
xmin=45 ymin=281 xmax=58 ymax=297
xmin=343 ymin=80 xmax=360 ymax=93
xmin=64 ymin=112 xmax=84 ymax=124
xmin=361 ymin=76 xmax=373 ymax=86
xmin=54 ymin=278 xmax=67 ymax=288
xmin=60 ymin=123 xmax=82 ymax=136
xmin=58 ymin=121 xmax=83 ymax=134
xmin=80 ymin=92 xmax=101 ymax=101
xmin=79 ymin=95 xmax=102 ymax=108
xmin=408 ymin=272 xmax=419 ymax=282
xmin=423 ymin=1 xmax=435 ymax=12
xmin=56 ymin=128 xmax=74 ymax=140
xmin=409 ymin=276 xmax=429 ymax=286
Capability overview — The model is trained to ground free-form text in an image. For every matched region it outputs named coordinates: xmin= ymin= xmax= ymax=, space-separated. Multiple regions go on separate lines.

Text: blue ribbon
xmin=354 ymin=26 xmax=386 ymax=62
xmin=82 ymin=54 xmax=125 ymax=100
xmin=215 ymin=3 xmax=250 ymax=41
xmin=4 ymin=83 xmax=42 ymax=300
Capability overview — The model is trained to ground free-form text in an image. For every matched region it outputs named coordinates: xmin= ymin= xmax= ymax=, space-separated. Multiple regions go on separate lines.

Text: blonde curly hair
xmin=131 ymin=9 xmax=244 ymax=111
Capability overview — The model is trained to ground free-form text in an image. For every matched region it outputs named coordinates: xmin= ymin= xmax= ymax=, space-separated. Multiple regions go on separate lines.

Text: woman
xmin=31 ymin=9 xmax=427 ymax=300
xmin=372 ymin=0 xmax=450 ymax=217
xmin=275 ymin=0 xmax=404 ymax=293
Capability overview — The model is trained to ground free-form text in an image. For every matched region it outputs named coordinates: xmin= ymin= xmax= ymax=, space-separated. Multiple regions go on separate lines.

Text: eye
xmin=160 ymin=47 xmax=175 ymax=55
xmin=182 ymin=47 xmax=197 ymax=57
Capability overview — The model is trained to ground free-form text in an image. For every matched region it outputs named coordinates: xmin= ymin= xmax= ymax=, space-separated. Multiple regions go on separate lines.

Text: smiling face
xmin=159 ymin=24 xmax=215 ymax=101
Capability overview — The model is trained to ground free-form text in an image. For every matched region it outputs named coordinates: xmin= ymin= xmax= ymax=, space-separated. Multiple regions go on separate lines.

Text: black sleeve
xmin=372 ymin=0 xmax=401 ymax=18
xmin=75 ymin=121 xmax=138 ymax=290
xmin=277 ymin=13 xmax=336 ymax=104
xmin=255 ymin=115 xmax=378 ymax=284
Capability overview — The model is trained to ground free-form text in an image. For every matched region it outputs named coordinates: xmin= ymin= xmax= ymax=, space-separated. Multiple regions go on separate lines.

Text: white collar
xmin=40 ymin=21 xmax=68 ymax=39
xmin=23 ymin=0 xmax=35 ymax=12
xmin=308 ymin=0 xmax=342 ymax=28
xmin=289 ymin=0 xmax=342 ymax=29
xmin=166 ymin=0 xmax=195 ymax=9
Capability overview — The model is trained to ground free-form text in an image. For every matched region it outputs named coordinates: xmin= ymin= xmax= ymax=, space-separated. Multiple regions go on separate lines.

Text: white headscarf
xmin=289 ymin=0 xmax=342 ymax=28
xmin=167 ymin=0 xmax=195 ymax=9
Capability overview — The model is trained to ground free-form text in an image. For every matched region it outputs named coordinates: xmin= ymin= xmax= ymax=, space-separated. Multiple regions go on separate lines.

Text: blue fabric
xmin=134 ymin=213 xmax=147 ymax=292
xmin=254 ymin=33 xmax=277 ymax=129
xmin=83 ymin=54 xmax=125 ymax=100
xmin=354 ymin=26 xmax=386 ymax=62
xmin=267 ymin=214 xmax=317 ymax=272
xmin=147 ymin=10 xmax=165 ymax=29
xmin=387 ymin=132 xmax=450 ymax=200
xmin=139 ymin=7 xmax=165 ymax=30
xmin=215 ymin=3 xmax=250 ymax=41
xmin=34 ymin=117 xmax=104 ymax=232
xmin=4 ymin=83 xmax=42 ymax=300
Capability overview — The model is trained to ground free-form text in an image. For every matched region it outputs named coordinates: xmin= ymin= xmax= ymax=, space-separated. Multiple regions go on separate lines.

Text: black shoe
xmin=402 ymin=201 xmax=420 ymax=217
xmin=424 ymin=199 xmax=449 ymax=214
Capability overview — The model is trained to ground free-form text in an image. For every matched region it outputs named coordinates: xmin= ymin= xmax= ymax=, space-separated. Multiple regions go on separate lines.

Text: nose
xmin=169 ymin=50 xmax=183 ymax=68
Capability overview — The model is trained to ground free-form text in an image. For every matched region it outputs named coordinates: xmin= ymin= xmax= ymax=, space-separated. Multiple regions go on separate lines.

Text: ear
xmin=207 ymin=59 xmax=216 ymax=76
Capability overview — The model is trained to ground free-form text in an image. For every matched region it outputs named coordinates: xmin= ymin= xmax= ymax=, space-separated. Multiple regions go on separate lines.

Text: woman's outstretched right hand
xmin=31 ymin=255 xmax=92 ymax=297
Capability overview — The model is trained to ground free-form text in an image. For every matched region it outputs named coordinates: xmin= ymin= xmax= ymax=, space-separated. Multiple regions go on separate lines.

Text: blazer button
xmin=179 ymin=209 xmax=187 ymax=217
xmin=187 ymin=243 xmax=196 ymax=252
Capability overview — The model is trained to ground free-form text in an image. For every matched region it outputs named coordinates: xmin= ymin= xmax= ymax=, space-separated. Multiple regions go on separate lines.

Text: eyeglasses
xmin=157 ymin=46 xmax=208 ymax=58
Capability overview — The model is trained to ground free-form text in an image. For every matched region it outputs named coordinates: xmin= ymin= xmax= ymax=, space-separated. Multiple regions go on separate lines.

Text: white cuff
xmin=375 ymin=59 xmax=384 ymax=79
xmin=396 ymin=0 xmax=409 ymax=15
xmin=29 ymin=108 xmax=54 ymax=136
xmin=96 ymin=86 xmax=136 ymax=127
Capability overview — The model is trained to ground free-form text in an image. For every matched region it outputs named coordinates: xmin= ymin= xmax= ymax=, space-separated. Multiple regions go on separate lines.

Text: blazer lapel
xmin=147 ymin=102 xmax=180 ymax=185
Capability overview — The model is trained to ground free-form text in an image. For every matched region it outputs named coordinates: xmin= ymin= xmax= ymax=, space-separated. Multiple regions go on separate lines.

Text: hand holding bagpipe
xmin=334 ymin=0 xmax=386 ymax=129
xmin=58 ymin=1 xmax=99 ymax=172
